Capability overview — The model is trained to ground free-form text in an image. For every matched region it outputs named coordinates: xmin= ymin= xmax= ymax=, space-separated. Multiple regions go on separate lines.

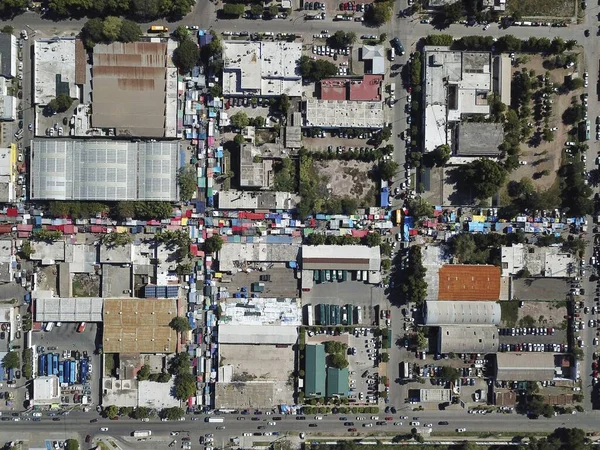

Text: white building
xmin=33 ymin=376 xmax=61 ymax=405
xmin=304 ymin=99 xmax=385 ymax=129
xmin=33 ymin=38 xmax=79 ymax=105
xmin=222 ymin=41 xmax=302 ymax=97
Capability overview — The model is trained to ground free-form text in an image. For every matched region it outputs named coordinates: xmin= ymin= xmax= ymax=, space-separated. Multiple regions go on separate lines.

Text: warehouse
xmin=35 ymin=297 xmax=104 ymax=322
xmin=218 ymin=325 xmax=298 ymax=345
xmin=424 ymin=301 xmax=501 ymax=326
xmin=302 ymin=245 xmax=381 ymax=272
xmin=305 ymin=344 xmax=326 ymax=398
xmin=327 ymin=367 xmax=349 ymax=398
xmin=437 ymin=265 xmax=501 ymax=301
xmin=437 ymin=325 xmax=498 ymax=353
xmin=494 ymin=353 xmax=557 ymax=381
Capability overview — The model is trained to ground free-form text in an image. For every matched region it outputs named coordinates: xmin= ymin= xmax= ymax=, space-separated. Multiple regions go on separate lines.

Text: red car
xmin=348 ymin=428 xmax=357 ymax=432
xmin=340 ymin=2 xmax=346 ymax=9
xmin=385 ymin=416 xmax=393 ymax=421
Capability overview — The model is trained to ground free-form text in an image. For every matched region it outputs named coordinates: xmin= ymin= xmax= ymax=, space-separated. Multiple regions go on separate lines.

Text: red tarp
xmin=6 ymin=208 xmax=18 ymax=217
xmin=16 ymin=224 xmax=33 ymax=231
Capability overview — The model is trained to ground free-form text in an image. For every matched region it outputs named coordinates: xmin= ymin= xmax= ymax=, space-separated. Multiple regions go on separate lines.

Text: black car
xmin=258 ymin=426 xmax=266 ymax=430
xmin=0 ymin=332 xmax=4 ymax=340
xmin=309 ymin=423 xmax=318 ymax=427
xmin=344 ymin=422 xmax=355 ymax=426
xmin=52 ymin=418 xmax=61 ymax=422
xmin=1 ymin=417 xmax=9 ymax=421
xmin=251 ymin=417 xmax=260 ymax=421
xmin=438 ymin=421 xmax=449 ymax=425
xmin=296 ymin=416 xmax=306 ymax=420
xmin=273 ymin=417 xmax=282 ymax=421
xmin=90 ymin=419 xmax=98 ymax=423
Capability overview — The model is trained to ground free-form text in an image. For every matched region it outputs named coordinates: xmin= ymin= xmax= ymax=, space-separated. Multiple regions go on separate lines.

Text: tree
xmin=48 ymin=94 xmax=73 ymax=113
xmin=169 ymin=316 xmax=191 ymax=333
xmin=457 ymin=159 xmax=507 ymax=200
xmin=298 ymin=55 xmax=338 ymax=81
xmin=173 ymin=37 xmax=200 ymax=74
xmin=424 ymin=34 xmax=454 ymax=46
xmin=380 ymin=352 xmax=390 ymax=363
xmin=379 ymin=160 xmax=399 ymax=181
xmin=230 ymin=111 xmax=250 ymax=129
xmin=364 ymin=2 xmax=391 ymax=25
xmin=172 ymin=25 xmax=190 ymax=42
xmin=222 ymin=3 xmax=245 ymax=17
xmin=279 ymin=94 xmax=290 ymax=115
xmin=0 ymin=0 xmax=27 ymax=17
xmin=137 ymin=364 xmax=151 ymax=381
xmin=330 ymin=31 xmax=356 ymax=48
xmin=564 ymin=77 xmax=584 ymax=91
xmin=305 ymin=233 xmax=326 ymax=245
xmin=252 ymin=116 xmax=266 ymax=128
xmin=204 ymin=235 xmax=223 ymax=254
xmin=20 ymin=241 xmax=35 ymax=259
xmin=495 ymin=35 xmax=522 ymax=53
xmin=425 ymin=144 xmax=451 ymax=167
xmin=233 ymin=134 xmax=245 ymax=145
xmin=440 ymin=366 xmax=460 ymax=382
xmin=328 ymin=353 xmax=349 ymax=369
xmin=441 ymin=1 xmax=463 ymax=23
xmin=341 ymin=197 xmax=358 ymax=215
xmin=3 ymin=351 xmax=19 ymax=369
xmin=178 ymin=165 xmax=197 ymax=202
xmin=174 ymin=373 xmax=196 ymax=400
xmin=161 ymin=407 xmax=185 ymax=420
xmin=250 ymin=4 xmax=263 ymax=15
xmin=119 ymin=19 xmax=142 ymax=42
xmin=130 ymin=407 xmax=150 ymax=419
xmin=268 ymin=4 xmax=279 ymax=17
xmin=102 ymin=16 xmax=122 ymax=41
xmin=364 ymin=233 xmax=381 ymax=247
xmin=169 ymin=352 xmax=191 ymax=376
xmin=65 ymin=440 xmax=79 ymax=450
xmin=104 ymin=405 xmax=119 ymax=419
xmin=407 ymin=199 xmax=433 ymax=219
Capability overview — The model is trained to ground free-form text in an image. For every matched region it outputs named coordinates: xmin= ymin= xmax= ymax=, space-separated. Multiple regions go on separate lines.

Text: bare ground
xmin=315 ymin=159 xmax=377 ymax=201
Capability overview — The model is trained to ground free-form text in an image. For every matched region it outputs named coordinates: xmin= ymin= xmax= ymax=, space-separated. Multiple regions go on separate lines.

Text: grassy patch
xmin=507 ymin=0 xmax=576 ymax=17
xmin=96 ymin=442 xmax=111 ymax=450
xmin=104 ymin=353 xmax=117 ymax=376
xmin=499 ymin=300 xmax=520 ymax=327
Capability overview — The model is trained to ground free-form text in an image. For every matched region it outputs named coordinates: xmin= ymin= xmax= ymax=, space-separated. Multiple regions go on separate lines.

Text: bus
xmin=395 ymin=209 xmax=402 ymax=225
xmin=132 ymin=430 xmax=152 ymax=437
xmin=149 ymin=25 xmax=169 ymax=33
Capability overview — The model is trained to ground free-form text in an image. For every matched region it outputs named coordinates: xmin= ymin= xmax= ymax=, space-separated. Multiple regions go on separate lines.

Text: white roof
xmin=218 ymin=325 xmax=298 ymax=345
xmin=33 ymin=376 xmax=61 ymax=403
xmin=33 ymin=39 xmax=79 ymax=105
xmin=305 ymin=99 xmax=385 ymax=128
xmin=35 ymin=297 xmax=104 ymax=322
xmin=425 ymin=301 xmax=501 ymax=325
xmin=302 ymin=245 xmax=381 ymax=271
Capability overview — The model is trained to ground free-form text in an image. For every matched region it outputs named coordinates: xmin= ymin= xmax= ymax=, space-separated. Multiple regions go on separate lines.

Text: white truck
xmin=132 ymin=430 xmax=152 ymax=437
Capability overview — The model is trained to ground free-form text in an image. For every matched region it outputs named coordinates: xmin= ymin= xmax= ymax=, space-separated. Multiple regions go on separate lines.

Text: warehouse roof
xmin=217 ymin=190 xmax=300 ymax=210
xmin=438 ymin=325 xmax=498 ymax=353
xmin=419 ymin=388 xmax=452 ymax=403
xmin=425 ymin=300 xmax=501 ymax=325
xmin=305 ymin=99 xmax=385 ymax=128
xmin=218 ymin=325 xmax=298 ymax=345
xmin=327 ymin=367 xmax=349 ymax=397
xmin=91 ymin=41 xmax=178 ymax=137
xmin=35 ymin=297 xmax=104 ymax=322
xmin=103 ymin=298 xmax=177 ymax=353
xmin=0 ymin=34 xmax=17 ymax=79
xmin=305 ymin=344 xmax=326 ymax=397
xmin=33 ymin=376 xmax=61 ymax=404
xmin=33 ymin=38 xmax=79 ymax=105
xmin=437 ymin=265 xmax=501 ymax=300
xmin=456 ymin=123 xmax=503 ymax=156
xmin=495 ymin=353 xmax=556 ymax=381
xmin=30 ymin=140 xmax=178 ymax=201
xmin=302 ymin=245 xmax=381 ymax=271
xmin=218 ymin=242 xmax=301 ymax=272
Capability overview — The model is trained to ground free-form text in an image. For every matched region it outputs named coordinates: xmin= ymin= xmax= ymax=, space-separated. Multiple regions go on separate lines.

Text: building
xmin=494 ymin=353 xmax=558 ymax=381
xmin=423 ymin=47 xmax=492 ymax=153
xmin=0 ymin=78 xmax=16 ymax=121
xmin=418 ymin=388 xmax=452 ymax=403
xmin=0 ymin=145 xmax=16 ymax=203
xmin=30 ymin=140 xmax=179 ymax=201
xmin=91 ymin=41 xmax=178 ymax=137
xmin=437 ymin=325 xmax=498 ymax=353
xmin=424 ymin=301 xmax=501 ymax=326
xmin=327 ymin=367 xmax=349 ymax=397
xmin=302 ymin=245 xmax=381 ymax=272
xmin=222 ymin=41 xmax=302 ymax=97
xmin=501 ymin=244 xmax=577 ymax=278
xmin=304 ymin=98 xmax=385 ymax=129
xmin=305 ymin=344 xmax=326 ymax=397
xmin=35 ymin=297 xmax=104 ymax=322
xmin=0 ymin=33 xmax=17 ymax=79
xmin=361 ymin=45 xmax=385 ymax=75
xmin=452 ymin=123 xmax=503 ymax=161
xmin=0 ymin=240 xmax=13 ymax=283
xmin=217 ymin=190 xmax=300 ymax=210
xmin=33 ymin=38 xmax=80 ymax=105
xmin=320 ymin=75 xmax=383 ymax=102
xmin=102 ymin=298 xmax=178 ymax=353
xmin=239 ymin=144 xmax=274 ymax=189
xmin=218 ymin=242 xmax=300 ymax=272
xmin=437 ymin=265 xmax=501 ymax=300
xmin=33 ymin=375 xmax=61 ymax=405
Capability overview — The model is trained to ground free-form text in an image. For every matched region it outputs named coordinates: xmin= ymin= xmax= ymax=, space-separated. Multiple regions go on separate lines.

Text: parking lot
xmin=227 ymin=267 xmax=298 ymax=298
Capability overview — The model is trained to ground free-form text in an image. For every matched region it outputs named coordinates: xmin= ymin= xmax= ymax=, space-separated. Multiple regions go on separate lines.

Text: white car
xmin=457 ymin=428 xmax=466 ymax=432
xmin=141 ymin=418 xmax=149 ymax=422
xmin=100 ymin=427 xmax=108 ymax=431
xmin=243 ymin=433 xmax=252 ymax=436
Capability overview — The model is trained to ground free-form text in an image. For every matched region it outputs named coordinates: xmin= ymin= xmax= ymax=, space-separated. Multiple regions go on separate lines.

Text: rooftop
xmin=33 ymin=38 xmax=79 ymax=105
xmin=418 ymin=388 xmax=452 ymax=403
xmin=425 ymin=300 xmax=501 ymax=326
xmin=217 ymin=190 xmax=300 ymax=210
xmin=320 ymin=75 xmax=383 ymax=102
xmin=305 ymin=99 xmax=385 ymax=129
xmin=361 ymin=45 xmax=385 ymax=75
xmin=327 ymin=367 xmax=349 ymax=397
xmin=494 ymin=353 xmax=558 ymax=381
xmin=218 ymin=325 xmax=298 ymax=345
xmin=30 ymin=241 xmax=65 ymax=263
xmin=91 ymin=41 xmax=178 ymax=137
xmin=438 ymin=325 xmax=499 ymax=353
xmin=437 ymin=264 xmax=501 ymax=300
xmin=0 ymin=33 xmax=17 ymax=79
xmin=222 ymin=41 xmax=302 ymax=97
xmin=35 ymin=297 xmax=104 ymax=322
xmin=30 ymin=140 xmax=179 ymax=201
xmin=305 ymin=344 xmax=326 ymax=397
xmin=501 ymin=244 xmax=576 ymax=278
xmin=0 ymin=145 xmax=15 ymax=203
xmin=219 ymin=297 xmax=302 ymax=327
xmin=138 ymin=379 xmax=180 ymax=409
xmin=33 ymin=375 xmax=61 ymax=404
xmin=103 ymin=298 xmax=177 ymax=353
xmin=302 ymin=245 xmax=381 ymax=271
xmin=218 ymin=242 xmax=301 ymax=272
xmin=239 ymin=144 xmax=274 ymax=188
xmin=455 ymin=123 xmax=503 ymax=157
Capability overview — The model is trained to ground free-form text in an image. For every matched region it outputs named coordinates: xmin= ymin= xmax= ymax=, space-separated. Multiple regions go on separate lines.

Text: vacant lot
xmin=499 ymin=300 xmax=567 ymax=328
xmin=316 ymin=159 xmax=377 ymax=202
xmin=73 ymin=274 xmax=100 ymax=297
xmin=507 ymin=0 xmax=576 ymax=17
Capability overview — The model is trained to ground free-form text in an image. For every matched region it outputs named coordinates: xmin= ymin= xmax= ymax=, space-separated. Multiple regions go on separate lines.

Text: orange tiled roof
xmin=437 ymin=265 xmax=500 ymax=301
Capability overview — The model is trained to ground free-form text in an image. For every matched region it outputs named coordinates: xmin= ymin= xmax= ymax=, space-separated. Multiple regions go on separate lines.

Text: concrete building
xmin=33 ymin=38 xmax=80 ymax=105
xmin=304 ymin=98 xmax=385 ymax=129
xmin=35 ymin=297 xmax=104 ymax=322
xmin=361 ymin=45 xmax=385 ymax=75
xmin=30 ymin=140 xmax=179 ymax=201
xmin=217 ymin=190 xmax=300 ymax=210
xmin=0 ymin=33 xmax=17 ymax=79
xmin=451 ymin=122 xmax=503 ymax=163
xmin=33 ymin=376 xmax=61 ymax=405
xmin=218 ymin=242 xmax=300 ymax=272
xmin=239 ymin=144 xmax=274 ymax=189
xmin=437 ymin=325 xmax=499 ymax=353
xmin=424 ymin=301 xmax=501 ymax=326
xmin=305 ymin=344 xmax=326 ymax=398
xmin=494 ymin=353 xmax=558 ymax=381
xmin=0 ymin=78 xmax=16 ymax=121
xmin=0 ymin=240 xmax=14 ymax=283
xmin=327 ymin=367 xmax=349 ymax=398
xmin=0 ymin=145 xmax=16 ymax=203
xmin=91 ymin=41 xmax=178 ymax=137
xmin=302 ymin=245 xmax=381 ymax=272
xmin=423 ymin=47 xmax=492 ymax=153
xmin=222 ymin=41 xmax=302 ymax=97
xmin=418 ymin=388 xmax=452 ymax=403
xmin=320 ymin=75 xmax=383 ymax=102
xmin=501 ymin=243 xmax=577 ymax=278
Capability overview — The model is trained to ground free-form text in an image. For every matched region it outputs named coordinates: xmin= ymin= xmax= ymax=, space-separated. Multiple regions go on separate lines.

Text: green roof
xmin=327 ymin=367 xmax=349 ymax=398
xmin=305 ymin=344 xmax=326 ymax=397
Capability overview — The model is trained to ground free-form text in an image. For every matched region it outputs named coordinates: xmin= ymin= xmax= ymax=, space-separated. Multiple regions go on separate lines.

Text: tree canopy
xmin=329 ymin=31 xmax=356 ymax=49
xmin=364 ymin=2 xmax=392 ymax=25
xmin=379 ymin=160 xmax=399 ymax=181
xmin=48 ymin=94 xmax=73 ymax=113
xmin=298 ymin=56 xmax=338 ymax=81
xmin=457 ymin=159 xmax=507 ymax=200
xmin=178 ymin=165 xmax=197 ymax=202
xmin=230 ymin=111 xmax=250 ymax=129
xmin=0 ymin=0 xmax=27 ymax=17
xmin=398 ymin=246 xmax=428 ymax=306
xmin=169 ymin=316 xmax=191 ymax=333
xmin=222 ymin=3 xmax=245 ymax=17
xmin=2 ymin=351 xmax=19 ymax=369
xmin=174 ymin=372 xmax=196 ymax=400
xmin=80 ymin=17 xmax=142 ymax=49
xmin=173 ymin=37 xmax=200 ymax=74
xmin=161 ymin=406 xmax=185 ymax=420
xmin=424 ymin=144 xmax=451 ymax=167
xmin=49 ymin=0 xmax=193 ymax=19
xmin=204 ymin=235 xmax=224 ymax=254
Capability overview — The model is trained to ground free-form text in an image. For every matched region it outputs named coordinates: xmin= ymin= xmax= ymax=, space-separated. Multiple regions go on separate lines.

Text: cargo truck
xmin=132 ymin=430 xmax=152 ymax=437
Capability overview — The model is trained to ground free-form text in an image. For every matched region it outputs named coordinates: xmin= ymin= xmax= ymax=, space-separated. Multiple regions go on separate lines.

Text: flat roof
xmin=219 ymin=297 xmax=302 ymax=326
xmin=438 ymin=325 xmax=498 ymax=353
xmin=33 ymin=376 xmax=61 ymax=403
xmin=305 ymin=99 xmax=384 ymax=128
xmin=30 ymin=241 xmax=65 ymax=262
xmin=217 ymin=190 xmax=300 ymax=210
xmin=495 ymin=353 xmax=557 ymax=381
xmin=218 ymin=325 xmax=298 ymax=345
xmin=222 ymin=41 xmax=302 ymax=96
xmin=30 ymin=140 xmax=178 ymax=201
xmin=437 ymin=265 xmax=500 ymax=300
xmin=419 ymin=388 xmax=452 ymax=403
xmin=320 ymin=75 xmax=383 ymax=102
xmin=0 ymin=34 xmax=17 ymax=79
xmin=33 ymin=38 xmax=79 ymax=105
xmin=302 ymin=245 xmax=381 ymax=271
xmin=218 ymin=242 xmax=301 ymax=272
xmin=138 ymin=380 xmax=181 ymax=409
xmin=456 ymin=123 xmax=503 ymax=156
xmin=91 ymin=41 xmax=178 ymax=137
xmin=35 ymin=297 xmax=104 ymax=322
xmin=103 ymin=298 xmax=177 ymax=353
xmin=501 ymin=244 xmax=576 ymax=278
xmin=239 ymin=144 xmax=273 ymax=188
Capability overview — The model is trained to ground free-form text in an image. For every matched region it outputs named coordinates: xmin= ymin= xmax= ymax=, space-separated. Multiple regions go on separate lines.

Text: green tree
xmin=298 ymin=56 xmax=338 ymax=81
xmin=0 ymin=26 xmax=14 ymax=34
xmin=425 ymin=34 xmax=454 ymax=46
xmin=407 ymin=198 xmax=433 ymax=219
xmin=379 ymin=160 xmax=399 ymax=180
xmin=495 ymin=35 xmax=522 ymax=53
xmin=174 ymin=372 xmax=196 ymax=400
xmin=203 ymin=235 xmax=223 ymax=254
xmin=104 ymin=405 xmax=119 ymax=419
xmin=330 ymin=31 xmax=356 ymax=48
xmin=341 ymin=197 xmax=358 ymax=215
xmin=65 ymin=440 xmax=79 ymax=450
xmin=426 ymin=144 xmax=451 ymax=167
xmin=169 ymin=316 xmax=191 ymax=333
xmin=118 ymin=19 xmax=142 ymax=42
xmin=48 ymin=94 xmax=73 ymax=113
xmin=3 ymin=351 xmax=19 ymax=369
xmin=250 ymin=4 xmax=263 ymax=15
xmin=102 ymin=16 xmax=122 ymax=41
xmin=114 ymin=201 xmax=136 ymax=220
xmin=364 ymin=2 xmax=391 ymax=25
xmin=440 ymin=366 xmax=460 ymax=382
xmin=268 ymin=4 xmax=279 ymax=17
xmin=328 ymin=353 xmax=349 ymax=369
xmin=230 ymin=111 xmax=250 ymax=129
xmin=169 ymin=352 xmax=191 ymax=376
xmin=178 ymin=165 xmax=197 ymax=202
xmin=222 ymin=3 xmax=245 ymax=17
xmin=173 ymin=37 xmax=200 ymax=74
xmin=441 ymin=1 xmax=463 ymax=23
xmin=279 ymin=94 xmax=290 ymax=115
xmin=380 ymin=352 xmax=390 ymax=363
xmin=81 ymin=18 xmax=105 ymax=48
xmin=161 ymin=406 xmax=185 ymax=420
xmin=137 ymin=364 xmax=151 ymax=381
xmin=130 ymin=407 xmax=150 ymax=419
xmin=233 ymin=134 xmax=245 ymax=145
xmin=172 ymin=25 xmax=190 ymax=42
xmin=252 ymin=116 xmax=266 ymax=128
xmin=0 ymin=0 xmax=27 ymax=17
xmin=457 ymin=159 xmax=507 ymax=200
xmin=20 ymin=241 xmax=35 ymax=259
xmin=305 ymin=233 xmax=326 ymax=245
xmin=364 ymin=233 xmax=381 ymax=247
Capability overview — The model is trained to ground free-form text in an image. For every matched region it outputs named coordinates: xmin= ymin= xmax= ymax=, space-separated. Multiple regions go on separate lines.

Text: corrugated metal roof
xmin=305 ymin=344 xmax=326 ymax=398
xmin=425 ymin=301 xmax=501 ymax=325
xmin=218 ymin=325 xmax=297 ymax=345
xmin=75 ymin=39 xmax=86 ymax=85
xmin=437 ymin=265 xmax=501 ymax=300
xmin=438 ymin=325 xmax=498 ymax=353
xmin=495 ymin=353 xmax=556 ymax=381
xmin=302 ymin=245 xmax=380 ymax=271
xmin=327 ymin=367 xmax=348 ymax=397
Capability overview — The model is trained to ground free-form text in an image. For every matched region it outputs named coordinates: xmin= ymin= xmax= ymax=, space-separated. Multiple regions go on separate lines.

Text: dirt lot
xmin=507 ymin=0 xmax=576 ymax=17
xmin=72 ymin=274 xmax=100 ymax=297
xmin=37 ymin=265 xmax=57 ymax=293
xmin=315 ymin=159 xmax=377 ymax=202
xmin=508 ymin=55 xmax=583 ymax=192
xmin=500 ymin=299 xmax=568 ymax=329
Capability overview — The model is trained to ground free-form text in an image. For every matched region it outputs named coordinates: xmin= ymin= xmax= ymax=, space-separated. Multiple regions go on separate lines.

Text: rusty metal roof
xmin=75 ymin=39 xmax=86 ymax=85
xmin=437 ymin=265 xmax=501 ymax=301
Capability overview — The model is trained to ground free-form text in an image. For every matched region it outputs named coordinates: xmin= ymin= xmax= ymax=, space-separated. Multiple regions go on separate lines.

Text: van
xmin=44 ymin=322 xmax=54 ymax=332
xmin=362 ymin=270 xmax=368 ymax=281
xmin=357 ymin=271 xmax=362 ymax=281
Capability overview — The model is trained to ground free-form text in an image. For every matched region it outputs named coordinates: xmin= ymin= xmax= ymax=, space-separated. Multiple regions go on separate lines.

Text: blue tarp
xmin=380 ymin=188 xmax=389 ymax=208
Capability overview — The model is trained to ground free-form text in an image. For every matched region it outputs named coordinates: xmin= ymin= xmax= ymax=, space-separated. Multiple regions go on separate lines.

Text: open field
xmin=315 ymin=159 xmax=377 ymax=202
